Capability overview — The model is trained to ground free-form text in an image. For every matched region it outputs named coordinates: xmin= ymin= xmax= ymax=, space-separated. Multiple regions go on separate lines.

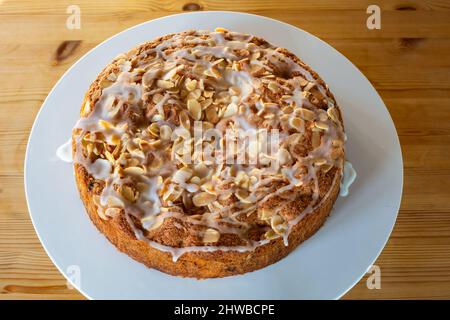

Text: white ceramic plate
xmin=24 ymin=11 xmax=403 ymax=299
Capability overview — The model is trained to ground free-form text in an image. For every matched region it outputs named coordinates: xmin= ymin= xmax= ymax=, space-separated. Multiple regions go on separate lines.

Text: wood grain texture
xmin=0 ymin=0 xmax=449 ymax=300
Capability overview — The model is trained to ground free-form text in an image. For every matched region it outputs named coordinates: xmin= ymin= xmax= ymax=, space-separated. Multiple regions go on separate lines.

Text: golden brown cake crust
xmin=75 ymin=162 xmax=340 ymax=278
xmin=73 ymin=29 xmax=345 ymax=278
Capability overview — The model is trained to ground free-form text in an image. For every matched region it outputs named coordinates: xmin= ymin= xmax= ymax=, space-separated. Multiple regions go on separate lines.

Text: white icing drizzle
xmin=126 ymin=212 xmax=270 ymax=262
xmin=67 ymin=29 xmax=348 ymax=261
xmin=340 ymin=161 xmax=356 ymax=197
xmin=90 ymin=159 xmax=112 ymax=180
xmin=56 ymin=139 xmax=73 ymax=163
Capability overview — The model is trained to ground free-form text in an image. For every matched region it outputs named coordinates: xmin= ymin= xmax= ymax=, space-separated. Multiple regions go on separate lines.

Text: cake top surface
xmin=73 ymin=28 xmax=345 ymax=260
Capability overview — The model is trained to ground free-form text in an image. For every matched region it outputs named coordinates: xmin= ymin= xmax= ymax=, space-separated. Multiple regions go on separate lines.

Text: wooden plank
xmin=1 ymin=11 xmax=450 ymax=43
xmin=1 ymin=0 xmax=450 ymax=13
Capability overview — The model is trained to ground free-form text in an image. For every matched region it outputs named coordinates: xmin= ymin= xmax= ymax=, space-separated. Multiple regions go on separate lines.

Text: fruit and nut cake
xmin=72 ymin=28 xmax=346 ymax=278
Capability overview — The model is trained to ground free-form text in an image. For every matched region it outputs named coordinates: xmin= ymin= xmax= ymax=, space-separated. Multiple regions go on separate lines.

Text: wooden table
xmin=1 ymin=0 xmax=449 ymax=300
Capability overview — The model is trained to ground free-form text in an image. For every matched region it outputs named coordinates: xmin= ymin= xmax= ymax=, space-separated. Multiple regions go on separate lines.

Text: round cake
xmin=72 ymin=28 xmax=346 ymax=278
